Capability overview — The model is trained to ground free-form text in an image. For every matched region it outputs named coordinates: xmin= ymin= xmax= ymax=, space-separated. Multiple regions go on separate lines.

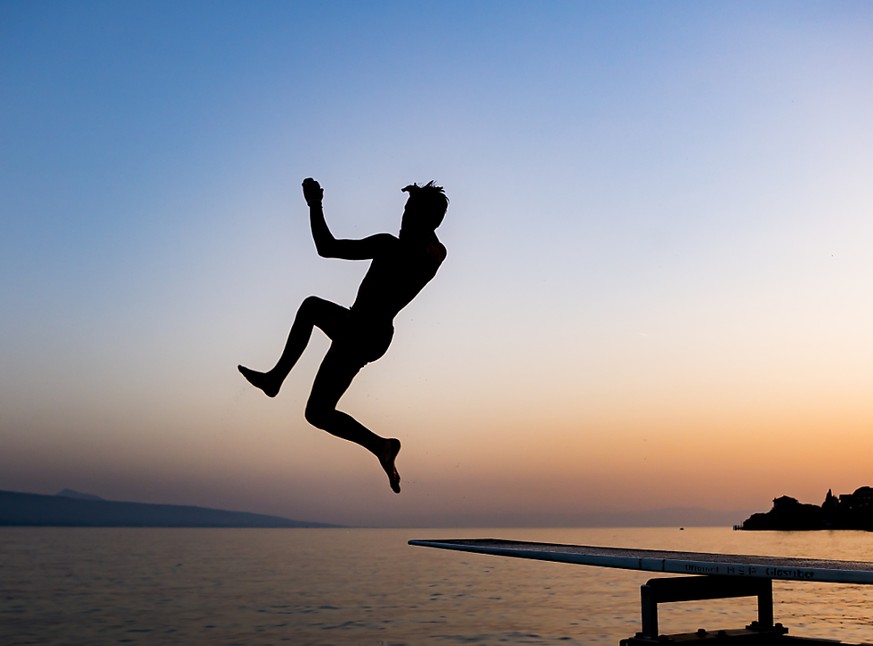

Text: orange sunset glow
xmin=2 ymin=2 xmax=872 ymax=528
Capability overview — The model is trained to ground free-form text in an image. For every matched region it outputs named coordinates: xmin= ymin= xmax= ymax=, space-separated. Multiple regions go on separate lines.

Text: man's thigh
xmin=308 ymin=346 xmax=362 ymax=410
xmin=307 ymin=297 xmax=350 ymax=341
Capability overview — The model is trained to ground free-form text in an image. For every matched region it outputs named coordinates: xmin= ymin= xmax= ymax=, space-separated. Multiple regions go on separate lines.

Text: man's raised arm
xmin=302 ymin=177 xmax=335 ymax=255
xmin=302 ymin=177 xmax=393 ymax=260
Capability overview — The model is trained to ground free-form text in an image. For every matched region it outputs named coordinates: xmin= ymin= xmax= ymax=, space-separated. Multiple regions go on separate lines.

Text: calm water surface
xmin=2 ymin=527 xmax=873 ymax=645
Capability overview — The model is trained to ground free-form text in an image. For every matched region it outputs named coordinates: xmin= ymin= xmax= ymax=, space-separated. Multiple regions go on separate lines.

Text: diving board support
xmin=637 ymin=575 xmax=774 ymax=640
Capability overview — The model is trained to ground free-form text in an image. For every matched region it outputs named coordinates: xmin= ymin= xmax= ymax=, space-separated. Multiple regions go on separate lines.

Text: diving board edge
xmin=408 ymin=539 xmax=873 ymax=585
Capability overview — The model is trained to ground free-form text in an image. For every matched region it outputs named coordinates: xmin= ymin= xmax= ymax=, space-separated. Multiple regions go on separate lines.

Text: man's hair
xmin=402 ymin=181 xmax=448 ymax=230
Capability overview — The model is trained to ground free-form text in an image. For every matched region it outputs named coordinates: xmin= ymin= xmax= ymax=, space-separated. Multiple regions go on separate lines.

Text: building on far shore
xmin=739 ymin=486 xmax=873 ymax=531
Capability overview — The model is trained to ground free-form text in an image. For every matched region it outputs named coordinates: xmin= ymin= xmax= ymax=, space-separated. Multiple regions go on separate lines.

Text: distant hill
xmin=0 ymin=489 xmax=339 ymax=528
xmin=56 ymin=488 xmax=105 ymax=501
xmin=738 ymin=486 xmax=873 ymax=531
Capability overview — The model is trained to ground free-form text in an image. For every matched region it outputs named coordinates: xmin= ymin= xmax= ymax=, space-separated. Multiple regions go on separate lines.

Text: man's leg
xmin=238 ymin=296 xmax=347 ymax=398
xmin=304 ymin=350 xmax=401 ymax=493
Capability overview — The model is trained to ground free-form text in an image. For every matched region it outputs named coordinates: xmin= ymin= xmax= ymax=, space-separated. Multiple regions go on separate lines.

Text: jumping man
xmin=238 ymin=178 xmax=448 ymax=493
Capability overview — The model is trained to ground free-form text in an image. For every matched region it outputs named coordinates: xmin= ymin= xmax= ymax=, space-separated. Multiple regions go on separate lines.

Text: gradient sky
xmin=2 ymin=1 xmax=872 ymax=527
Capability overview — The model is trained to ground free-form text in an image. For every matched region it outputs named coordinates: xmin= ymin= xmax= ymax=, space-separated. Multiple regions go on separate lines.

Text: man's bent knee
xmin=304 ymin=399 xmax=333 ymax=428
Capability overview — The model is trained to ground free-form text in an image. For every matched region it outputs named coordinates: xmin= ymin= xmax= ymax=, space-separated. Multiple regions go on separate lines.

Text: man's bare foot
xmin=237 ymin=365 xmax=280 ymax=398
xmin=379 ymin=438 xmax=401 ymax=494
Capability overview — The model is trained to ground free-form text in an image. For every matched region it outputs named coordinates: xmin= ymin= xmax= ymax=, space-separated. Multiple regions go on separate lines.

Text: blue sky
xmin=2 ymin=1 xmax=872 ymax=526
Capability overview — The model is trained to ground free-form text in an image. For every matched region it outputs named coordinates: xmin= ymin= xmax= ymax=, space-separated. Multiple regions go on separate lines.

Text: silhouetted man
xmin=239 ymin=178 xmax=448 ymax=493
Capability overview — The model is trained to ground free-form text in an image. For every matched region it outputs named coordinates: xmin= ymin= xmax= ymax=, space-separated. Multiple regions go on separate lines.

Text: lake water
xmin=2 ymin=526 xmax=873 ymax=645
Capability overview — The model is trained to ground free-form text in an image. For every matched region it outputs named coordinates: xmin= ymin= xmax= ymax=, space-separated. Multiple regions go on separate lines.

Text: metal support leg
xmin=638 ymin=576 xmax=774 ymax=640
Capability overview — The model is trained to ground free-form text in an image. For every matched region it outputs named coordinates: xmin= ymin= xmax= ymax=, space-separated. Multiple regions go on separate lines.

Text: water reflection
xmin=1 ymin=527 xmax=871 ymax=644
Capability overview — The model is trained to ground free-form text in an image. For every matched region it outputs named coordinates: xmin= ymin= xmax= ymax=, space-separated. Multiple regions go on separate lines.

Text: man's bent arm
xmin=303 ymin=177 xmax=394 ymax=260
xmin=302 ymin=177 xmax=338 ymax=256
xmin=309 ymin=202 xmax=394 ymax=260
xmin=308 ymin=201 xmax=339 ymax=255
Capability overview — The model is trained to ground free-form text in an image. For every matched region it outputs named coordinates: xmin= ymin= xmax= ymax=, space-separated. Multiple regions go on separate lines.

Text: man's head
xmin=401 ymin=181 xmax=448 ymax=233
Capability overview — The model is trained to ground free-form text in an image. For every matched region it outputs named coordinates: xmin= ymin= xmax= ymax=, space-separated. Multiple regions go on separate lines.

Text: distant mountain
xmin=56 ymin=488 xmax=105 ymax=501
xmin=738 ymin=486 xmax=873 ymax=531
xmin=0 ymin=489 xmax=339 ymax=528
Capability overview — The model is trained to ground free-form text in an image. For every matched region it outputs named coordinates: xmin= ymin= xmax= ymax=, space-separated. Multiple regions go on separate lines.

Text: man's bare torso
xmin=350 ymin=232 xmax=446 ymax=325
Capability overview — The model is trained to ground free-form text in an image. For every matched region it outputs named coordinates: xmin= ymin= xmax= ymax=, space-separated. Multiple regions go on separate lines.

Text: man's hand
xmin=302 ymin=177 xmax=323 ymax=206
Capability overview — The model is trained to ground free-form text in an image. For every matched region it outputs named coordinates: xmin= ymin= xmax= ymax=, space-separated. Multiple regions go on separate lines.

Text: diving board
xmin=408 ymin=538 xmax=873 ymax=585
xmin=409 ymin=538 xmax=873 ymax=644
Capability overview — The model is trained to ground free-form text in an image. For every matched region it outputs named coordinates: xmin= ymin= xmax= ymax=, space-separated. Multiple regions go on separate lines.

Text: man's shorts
xmin=329 ymin=315 xmax=394 ymax=369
